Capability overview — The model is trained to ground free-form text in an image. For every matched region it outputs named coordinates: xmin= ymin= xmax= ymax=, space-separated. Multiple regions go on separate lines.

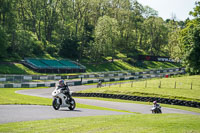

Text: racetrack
xmin=16 ymin=85 xmax=200 ymax=115
xmin=0 ymin=84 xmax=199 ymax=124
xmin=0 ymin=105 xmax=129 ymax=124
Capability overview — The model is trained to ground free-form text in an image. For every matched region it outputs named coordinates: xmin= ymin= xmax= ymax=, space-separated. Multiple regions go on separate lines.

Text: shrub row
xmin=72 ymin=93 xmax=200 ymax=108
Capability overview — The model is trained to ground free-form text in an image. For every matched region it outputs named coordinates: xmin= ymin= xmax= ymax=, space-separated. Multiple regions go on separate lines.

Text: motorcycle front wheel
xmin=68 ymin=98 xmax=76 ymax=110
xmin=52 ymin=99 xmax=60 ymax=110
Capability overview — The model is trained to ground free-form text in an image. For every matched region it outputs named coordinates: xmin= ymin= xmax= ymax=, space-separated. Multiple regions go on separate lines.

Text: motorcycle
xmin=97 ymin=81 xmax=102 ymax=88
xmin=52 ymin=87 xmax=76 ymax=110
xmin=151 ymin=106 xmax=162 ymax=114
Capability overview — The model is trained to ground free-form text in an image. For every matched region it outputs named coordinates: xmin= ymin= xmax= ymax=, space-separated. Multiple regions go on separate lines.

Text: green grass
xmin=0 ymin=87 xmax=130 ymax=113
xmin=0 ymin=60 xmax=181 ymax=75
xmin=0 ymin=114 xmax=200 ymax=133
xmin=0 ymin=63 xmax=27 ymax=74
xmin=75 ymin=97 xmax=200 ymax=113
xmin=84 ymin=60 xmax=181 ymax=72
xmin=14 ymin=63 xmax=40 ymax=75
xmin=143 ymin=61 xmax=181 ymax=69
xmin=0 ymin=87 xmax=51 ymax=105
xmin=0 ymin=85 xmax=200 ymax=133
xmin=0 ymin=63 xmax=80 ymax=75
xmin=0 ymin=63 xmax=39 ymax=75
xmin=0 ymin=86 xmax=199 ymax=113
xmin=79 ymin=75 xmax=200 ymax=102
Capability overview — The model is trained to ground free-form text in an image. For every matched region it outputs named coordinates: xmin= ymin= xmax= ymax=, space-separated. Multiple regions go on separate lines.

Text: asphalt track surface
xmin=1 ymin=85 xmax=200 ymax=124
xmin=0 ymin=105 xmax=128 ymax=124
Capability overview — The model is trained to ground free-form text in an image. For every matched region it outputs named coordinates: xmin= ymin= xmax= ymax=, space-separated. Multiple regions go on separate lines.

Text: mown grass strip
xmin=79 ymin=75 xmax=200 ymax=102
xmin=0 ymin=60 xmax=181 ymax=75
xmin=84 ymin=60 xmax=181 ymax=72
xmin=75 ymin=97 xmax=200 ymax=113
xmin=0 ymin=114 xmax=199 ymax=133
xmin=0 ymin=87 xmax=131 ymax=113
xmin=0 ymin=87 xmax=51 ymax=105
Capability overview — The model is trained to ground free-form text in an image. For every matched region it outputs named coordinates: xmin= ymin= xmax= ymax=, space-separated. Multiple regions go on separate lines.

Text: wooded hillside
xmin=0 ymin=0 xmax=200 ymax=73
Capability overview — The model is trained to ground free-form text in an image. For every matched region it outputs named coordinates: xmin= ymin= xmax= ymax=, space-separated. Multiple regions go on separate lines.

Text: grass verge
xmin=0 ymin=60 xmax=181 ymax=75
xmin=0 ymin=114 xmax=200 ymax=133
xmin=0 ymin=87 xmax=200 ymax=133
xmin=84 ymin=60 xmax=181 ymax=72
xmin=75 ymin=97 xmax=200 ymax=113
xmin=79 ymin=75 xmax=200 ymax=102
xmin=0 ymin=87 xmax=131 ymax=113
xmin=0 ymin=87 xmax=51 ymax=105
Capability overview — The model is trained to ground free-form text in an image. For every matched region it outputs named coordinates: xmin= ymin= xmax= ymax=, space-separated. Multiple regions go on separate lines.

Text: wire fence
xmin=101 ymin=78 xmax=200 ymax=90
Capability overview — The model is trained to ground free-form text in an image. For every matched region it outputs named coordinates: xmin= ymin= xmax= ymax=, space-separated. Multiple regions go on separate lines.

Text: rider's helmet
xmin=153 ymin=101 xmax=157 ymax=104
xmin=59 ymin=79 xmax=65 ymax=87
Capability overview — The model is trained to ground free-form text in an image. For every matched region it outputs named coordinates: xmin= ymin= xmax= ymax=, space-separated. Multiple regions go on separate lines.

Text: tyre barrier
xmin=72 ymin=93 xmax=200 ymax=108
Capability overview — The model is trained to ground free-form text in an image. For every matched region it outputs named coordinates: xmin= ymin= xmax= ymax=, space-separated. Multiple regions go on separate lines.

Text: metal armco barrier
xmin=0 ymin=68 xmax=184 ymax=82
xmin=67 ymin=71 xmax=185 ymax=86
xmin=0 ymin=68 xmax=185 ymax=88
xmin=0 ymin=83 xmax=56 ymax=88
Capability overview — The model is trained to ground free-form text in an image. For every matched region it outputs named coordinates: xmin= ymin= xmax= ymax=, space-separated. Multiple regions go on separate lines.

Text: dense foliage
xmin=181 ymin=2 xmax=200 ymax=74
xmin=0 ymin=0 xmax=199 ymax=73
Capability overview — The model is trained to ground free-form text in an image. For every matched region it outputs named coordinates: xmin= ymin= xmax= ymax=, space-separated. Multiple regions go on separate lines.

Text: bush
xmin=46 ymin=43 xmax=59 ymax=57
xmin=7 ymin=30 xmax=45 ymax=58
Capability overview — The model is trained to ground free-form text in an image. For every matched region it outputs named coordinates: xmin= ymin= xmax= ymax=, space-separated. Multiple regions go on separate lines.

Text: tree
xmin=189 ymin=1 xmax=200 ymax=19
xmin=143 ymin=17 xmax=168 ymax=56
xmin=181 ymin=2 xmax=200 ymax=74
xmin=0 ymin=26 xmax=9 ymax=58
xmin=8 ymin=30 xmax=44 ymax=58
xmin=167 ymin=20 xmax=184 ymax=61
xmin=143 ymin=6 xmax=158 ymax=18
xmin=1 ymin=0 xmax=191 ymax=64
xmin=59 ymin=37 xmax=79 ymax=59
xmin=181 ymin=21 xmax=200 ymax=74
xmin=93 ymin=15 xmax=120 ymax=62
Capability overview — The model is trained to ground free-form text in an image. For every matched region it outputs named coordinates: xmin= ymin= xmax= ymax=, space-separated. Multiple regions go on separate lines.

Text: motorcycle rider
xmin=97 ymin=80 xmax=102 ymax=88
xmin=57 ymin=79 xmax=72 ymax=102
xmin=153 ymin=101 xmax=160 ymax=107
xmin=152 ymin=101 xmax=162 ymax=113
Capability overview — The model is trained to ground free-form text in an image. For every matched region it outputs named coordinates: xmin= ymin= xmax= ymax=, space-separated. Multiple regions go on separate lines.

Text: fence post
xmin=174 ymin=81 xmax=176 ymax=89
xmin=21 ymin=75 xmax=23 ymax=83
xmin=145 ymin=80 xmax=147 ymax=88
xmin=158 ymin=81 xmax=161 ymax=88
